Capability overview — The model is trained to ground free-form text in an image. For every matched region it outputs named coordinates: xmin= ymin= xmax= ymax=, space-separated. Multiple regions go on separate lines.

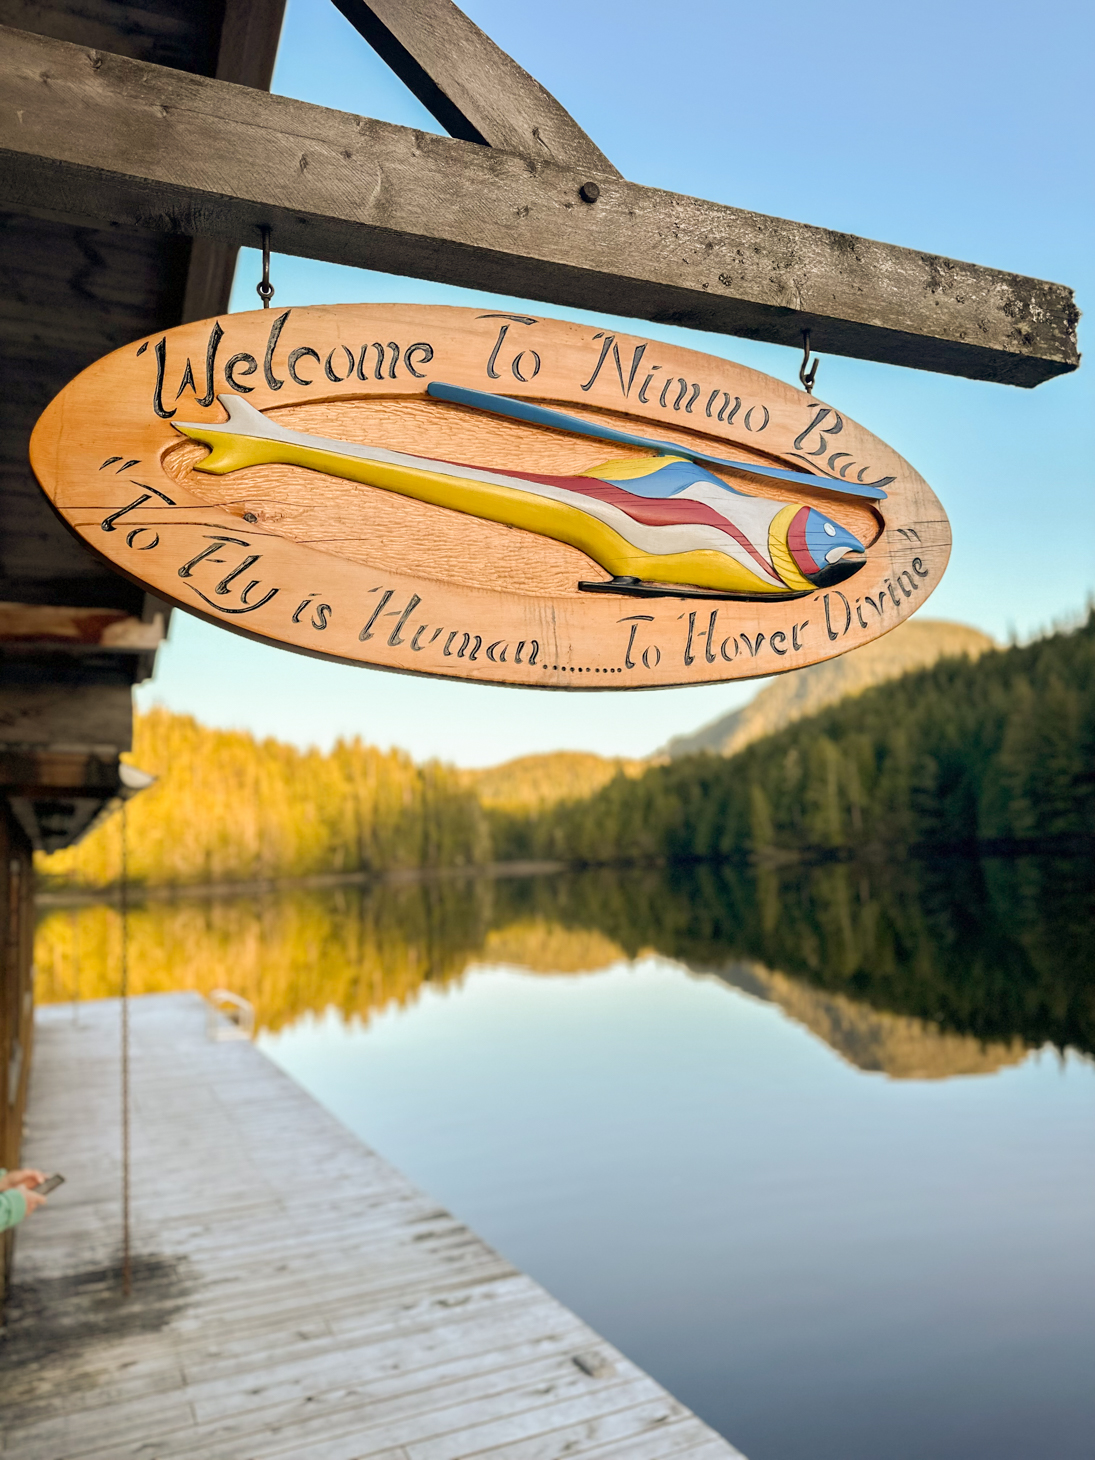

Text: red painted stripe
xmin=435 ymin=457 xmax=778 ymax=578
xmin=787 ymin=506 xmax=819 ymax=576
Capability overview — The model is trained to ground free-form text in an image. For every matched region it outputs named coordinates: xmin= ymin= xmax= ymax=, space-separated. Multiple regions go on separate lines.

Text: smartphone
xmin=32 ymin=1174 xmax=64 ymax=1195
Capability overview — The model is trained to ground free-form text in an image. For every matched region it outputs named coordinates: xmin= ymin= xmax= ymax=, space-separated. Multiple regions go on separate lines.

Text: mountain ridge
xmin=662 ymin=618 xmax=997 ymax=760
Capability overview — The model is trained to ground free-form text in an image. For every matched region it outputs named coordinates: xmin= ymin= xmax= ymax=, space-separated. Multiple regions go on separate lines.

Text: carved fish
xmin=174 ymin=393 xmax=868 ymax=600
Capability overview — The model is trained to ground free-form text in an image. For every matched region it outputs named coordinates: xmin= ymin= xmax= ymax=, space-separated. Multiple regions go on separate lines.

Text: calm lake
xmin=36 ymin=855 xmax=1095 ymax=1460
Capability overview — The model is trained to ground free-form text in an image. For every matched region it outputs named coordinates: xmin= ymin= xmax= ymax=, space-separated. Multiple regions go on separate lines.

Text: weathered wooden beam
xmin=329 ymin=0 xmax=619 ymax=174
xmin=0 ymin=750 xmax=121 ymax=795
xmin=0 ymin=686 xmax=132 ymax=753
xmin=0 ymin=601 xmax=164 ymax=651
xmin=0 ymin=27 xmax=1077 ymax=385
xmin=181 ymin=0 xmax=288 ymax=323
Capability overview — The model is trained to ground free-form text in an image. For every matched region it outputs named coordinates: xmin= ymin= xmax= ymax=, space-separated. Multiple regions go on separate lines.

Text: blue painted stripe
xmin=592 ymin=459 xmax=743 ymax=499
xmin=426 ymin=382 xmax=889 ymax=501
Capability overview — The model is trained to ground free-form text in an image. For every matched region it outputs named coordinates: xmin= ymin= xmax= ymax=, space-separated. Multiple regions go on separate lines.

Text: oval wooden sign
xmin=30 ymin=304 xmax=950 ymax=689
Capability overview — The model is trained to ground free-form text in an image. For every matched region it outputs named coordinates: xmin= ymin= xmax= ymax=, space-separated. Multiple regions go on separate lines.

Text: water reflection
xmin=712 ymin=961 xmax=1026 ymax=1078
xmin=35 ymin=854 xmax=1094 ymax=1064
xmin=33 ymin=858 xmax=1094 ymax=1460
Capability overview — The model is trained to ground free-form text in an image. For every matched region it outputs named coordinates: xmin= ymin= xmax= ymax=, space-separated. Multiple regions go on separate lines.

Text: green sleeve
xmin=0 ymin=1187 xmax=27 ymax=1231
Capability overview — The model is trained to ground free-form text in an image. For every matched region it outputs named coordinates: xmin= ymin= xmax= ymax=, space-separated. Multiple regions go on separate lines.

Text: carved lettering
xmin=620 ymin=614 xmax=654 ymax=669
xmin=215 ymin=555 xmax=262 ymax=595
xmin=791 ymin=404 xmax=894 ymax=488
xmin=387 ymin=595 xmax=421 ymax=647
xmin=100 ymin=484 xmax=176 ymax=533
xmin=795 ymin=406 xmax=843 ymax=456
xmin=288 ymin=347 xmax=320 ymax=386
xmin=487 ymin=326 xmax=511 ymax=380
xmin=199 ymin=321 xmax=224 ymax=407
xmin=359 ymin=588 xmax=393 ymax=641
xmin=225 ymin=353 xmax=258 ymax=391
xmin=482 ymin=313 xmax=536 ymax=379
xmin=684 ymin=610 xmax=719 ymax=666
xmin=581 ymin=334 xmax=648 ymax=396
xmin=177 ymin=536 xmax=248 ymax=579
xmin=511 ymin=351 xmax=540 ymax=382
xmin=152 ymin=338 xmax=175 ymax=419
xmin=416 ymin=626 xmax=444 ymax=651
xmin=638 ymin=367 xmax=661 ymax=403
xmin=263 ymin=311 xmax=290 ymax=391
xmin=580 ymin=333 xmax=614 ymax=392
xmin=325 ymin=346 xmax=354 ymax=383
xmin=823 ymin=591 xmax=852 ymax=640
xmin=174 ymin=357 xmax=196 ymax=400
xmin=177 ymin=536 xmax=278 ymax=615
xmin=174 ymin=322 xmax=225 ymax=406
xmin=404 ymin=342 xmax=434 ymax=378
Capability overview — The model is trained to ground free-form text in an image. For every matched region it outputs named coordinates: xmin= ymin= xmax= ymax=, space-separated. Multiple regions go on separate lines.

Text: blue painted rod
xmin=426 ymin=381 xmax=888 ymax=501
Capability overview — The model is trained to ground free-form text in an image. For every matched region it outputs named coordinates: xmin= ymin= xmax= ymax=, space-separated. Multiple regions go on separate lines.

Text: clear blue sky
xmin=138 ymin=0 xmax=1093 ymax=765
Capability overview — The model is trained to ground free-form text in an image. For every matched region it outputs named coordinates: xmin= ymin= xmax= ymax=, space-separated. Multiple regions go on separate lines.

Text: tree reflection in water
xmin=34 ymin=853 xmax=1094 ymax=1065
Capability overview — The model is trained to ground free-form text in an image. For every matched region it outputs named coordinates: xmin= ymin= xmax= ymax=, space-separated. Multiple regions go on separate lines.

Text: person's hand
xmin=15 ymin=1184 xmax=47 ymax=1217
xmin=0 ymin=1169 xmax=46 ymax=1192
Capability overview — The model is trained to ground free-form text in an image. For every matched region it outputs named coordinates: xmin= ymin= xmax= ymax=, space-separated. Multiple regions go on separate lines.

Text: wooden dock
xmin=0 ymin=993 xmax=744 ymax=1460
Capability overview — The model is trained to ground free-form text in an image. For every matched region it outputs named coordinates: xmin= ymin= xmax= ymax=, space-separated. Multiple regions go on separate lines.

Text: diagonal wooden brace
xmin=329 ymin=0 xmax=619 ymax=174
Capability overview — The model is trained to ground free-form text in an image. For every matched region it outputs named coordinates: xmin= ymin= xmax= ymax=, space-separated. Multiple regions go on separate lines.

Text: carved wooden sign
xmin=29 ymin=305 xmax=950 ymax=688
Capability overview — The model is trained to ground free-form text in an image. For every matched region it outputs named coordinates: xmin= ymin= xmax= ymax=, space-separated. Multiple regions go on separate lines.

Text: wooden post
xmin=0 ymin=803 xmax=35 ymax=1310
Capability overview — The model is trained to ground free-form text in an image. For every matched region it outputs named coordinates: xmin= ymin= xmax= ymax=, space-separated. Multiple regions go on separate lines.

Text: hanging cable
xmin=120 ymin=797 xmax=131 ymax=1299
xmin=70 ymin=905 xmax=80 ymax=1025
xmin=256 ymin=226 xmax=275 ymax=309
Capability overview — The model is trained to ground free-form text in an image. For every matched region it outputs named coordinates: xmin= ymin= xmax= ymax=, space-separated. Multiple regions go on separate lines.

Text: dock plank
xmin=0 ymin=994 xmax=746 ymax=1459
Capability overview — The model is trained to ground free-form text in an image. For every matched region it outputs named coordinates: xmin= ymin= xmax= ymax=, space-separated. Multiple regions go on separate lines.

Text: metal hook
xmin=799 ymin=329 xmax=819 ymax=395
xmin=256 ymin=226 xmax=275 ymax=309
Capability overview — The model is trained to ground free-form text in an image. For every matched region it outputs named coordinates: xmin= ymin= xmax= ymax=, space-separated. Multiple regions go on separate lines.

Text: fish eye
xmin=823 ymin=522 xmax=837 ymax=537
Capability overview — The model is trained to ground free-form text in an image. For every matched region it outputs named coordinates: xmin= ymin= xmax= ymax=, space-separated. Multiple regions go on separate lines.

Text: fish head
xmin=788 ymin=507 xmax=867 ymax=587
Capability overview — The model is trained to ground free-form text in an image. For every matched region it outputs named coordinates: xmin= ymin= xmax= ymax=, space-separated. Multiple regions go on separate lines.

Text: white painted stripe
xmin=177 ymin=396 xmax=784 ymax=587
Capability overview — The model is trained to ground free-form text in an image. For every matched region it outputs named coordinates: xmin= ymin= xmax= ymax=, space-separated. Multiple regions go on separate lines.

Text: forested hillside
xmin=494 ymin=614 xmax=1095 ymax=864
xmin=465 ymin=751 xmax=644 ymax=812
xmin=38 ymin=616 xmax=1092 ymax=890
xmin=663 ymin=618 xmax=996 ymax=759
xmin=41 ymin=708 xmax=488 ymax=889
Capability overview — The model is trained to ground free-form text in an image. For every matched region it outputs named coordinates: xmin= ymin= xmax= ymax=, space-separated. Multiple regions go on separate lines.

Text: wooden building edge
xmin=0 ymin=0 xmax=288 ymax=1304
